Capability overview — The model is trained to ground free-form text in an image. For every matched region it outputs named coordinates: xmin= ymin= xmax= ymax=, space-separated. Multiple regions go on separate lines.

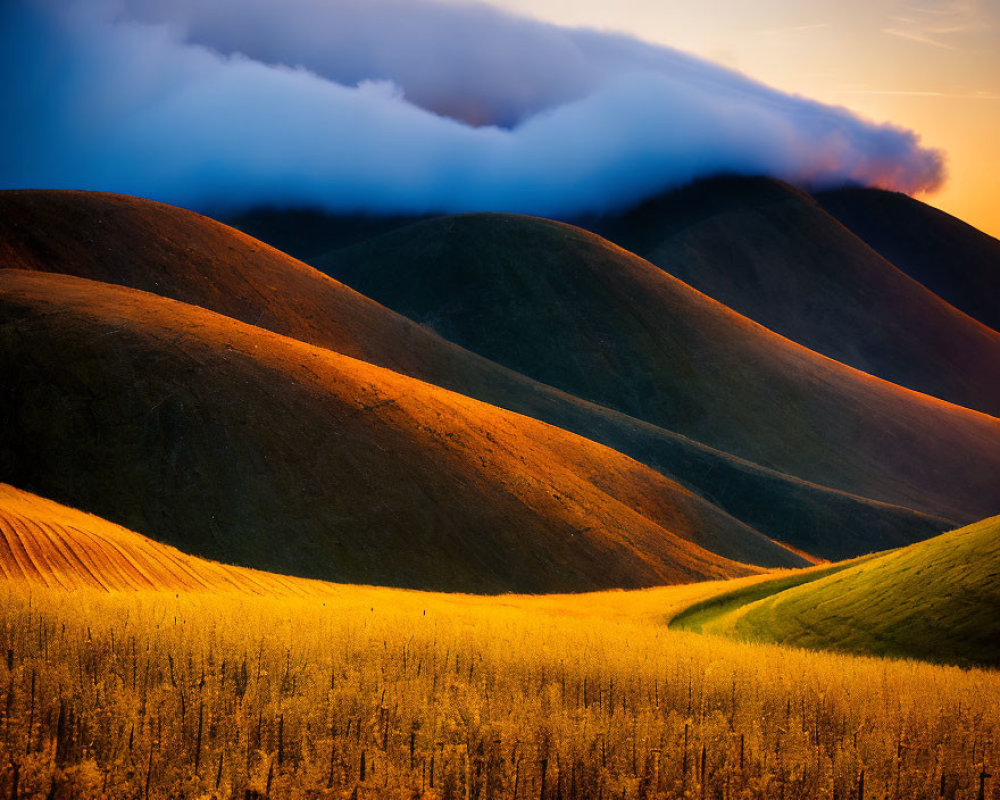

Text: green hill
xmin=696 ymin=516 xmax=1000 ymax=668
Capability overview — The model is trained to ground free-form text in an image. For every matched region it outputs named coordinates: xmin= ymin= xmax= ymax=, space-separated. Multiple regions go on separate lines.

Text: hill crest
xmin=1 ymin=268 xmax=806 ymax=591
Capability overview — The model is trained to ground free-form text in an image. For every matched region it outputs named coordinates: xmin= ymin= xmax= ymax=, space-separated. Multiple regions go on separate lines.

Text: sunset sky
xmin=3 ymin=0 xmax=995 ymax=232
xmin=491 ymin=0 xmax=1000 ymax=237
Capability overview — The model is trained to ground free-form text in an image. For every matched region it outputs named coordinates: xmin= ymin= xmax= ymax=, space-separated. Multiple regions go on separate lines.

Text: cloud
xmin=884 ymin=0 xmax=993 ymax=48
xmin=883 ymin=27 xmax=957 ymax=47
xmin=0 ymin=0 xmax=946 ymax=217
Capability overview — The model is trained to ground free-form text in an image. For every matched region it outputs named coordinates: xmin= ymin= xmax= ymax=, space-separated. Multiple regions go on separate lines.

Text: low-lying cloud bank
xmin=1 ymin=0 xmax=945 ymax=216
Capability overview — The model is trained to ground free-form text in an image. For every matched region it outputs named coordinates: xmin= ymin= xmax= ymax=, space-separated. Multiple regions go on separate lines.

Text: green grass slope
xmin=324 ymin=212 xmax=1000 ymax=524
xmin=589 ymin=176 xmax=1000 ymax=416
xmin=0 ymin=190 xmax=949 ymax=561
xmin=704 ymin=516 xmax=1000 ymax=668
xmin=817 ymin=186 xmax=1000 ymax=333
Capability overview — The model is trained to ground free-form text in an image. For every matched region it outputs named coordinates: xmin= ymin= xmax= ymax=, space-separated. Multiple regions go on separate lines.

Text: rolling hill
xmin=0 ymin=268 xmax=807 ymax=592
xmin=0 ymin=483 xmax=328 ymax=595
xmin=0 ymin=189 xmax=950 ymax=561
xmin=817 ymin=186 xmax=1000 ymax=333
xmin=323 ymin=212 xmax=1000 ymax=523
xmin=695 ymin=515 xmax=1000 ymax=668
xmin=0 ymin=189 xmax=470 ymax=378
xmin=587 ymin=176 xmax=1000 ymax=416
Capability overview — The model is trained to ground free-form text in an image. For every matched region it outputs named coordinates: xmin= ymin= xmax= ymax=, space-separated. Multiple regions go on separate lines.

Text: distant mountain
xmin=817 ymin=187 xmax=1000 ymax=333
xmin=324 ymin=212 xmax=1000 ymax=523
xmin=0 ymin=189 xmax=948 ymax=561
xmin=702 ymin=514 xmax=1000 ymax=668
xmin=1 ymin=269 xmax=800 ymax=592
xmin=587 ymin=177 xmax=1000 ymax=416
xmin=228 ymin=207 xmax=423 ymax=263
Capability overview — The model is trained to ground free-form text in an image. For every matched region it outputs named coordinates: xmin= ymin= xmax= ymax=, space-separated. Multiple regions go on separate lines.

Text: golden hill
xmin=0 ymin=189 xmax=950 ymax=561
xmin=324 ymin=213 xmax=1000 ymax=523
xmin=0 ymin=483 xmax=323 ymax=595
xmin=0 ymin=269 xmax=803 ymax=591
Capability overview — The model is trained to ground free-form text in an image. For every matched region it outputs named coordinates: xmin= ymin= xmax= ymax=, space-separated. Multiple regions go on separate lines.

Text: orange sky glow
xmin=491 ymin=0 xmax=1000 ymax=238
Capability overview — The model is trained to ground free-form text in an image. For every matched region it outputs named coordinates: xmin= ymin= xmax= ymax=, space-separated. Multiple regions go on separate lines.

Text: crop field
xmin=0 ymin=580 xmax=996 ymax=800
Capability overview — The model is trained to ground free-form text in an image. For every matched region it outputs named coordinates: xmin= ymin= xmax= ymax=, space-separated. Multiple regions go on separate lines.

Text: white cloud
xmin=0 ymin=0 xmax=946 ymax=216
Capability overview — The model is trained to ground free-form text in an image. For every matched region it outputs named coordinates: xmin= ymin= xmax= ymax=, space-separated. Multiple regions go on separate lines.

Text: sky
xmin=1 ymin=0 xmax=994 ymax=233
xmin=487 ymin=0 xmax=1000 ymax=236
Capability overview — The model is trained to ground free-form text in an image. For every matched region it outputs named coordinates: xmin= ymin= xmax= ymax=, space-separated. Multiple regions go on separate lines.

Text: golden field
xmin=1 ymin=576 xmax=997 ymax=800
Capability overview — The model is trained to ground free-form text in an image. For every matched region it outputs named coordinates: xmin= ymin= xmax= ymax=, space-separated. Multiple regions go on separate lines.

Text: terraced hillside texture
xmin=694 ymin=515 xmax=1000 ymax=668
xmin=817 ymin=186 xmax=1000 ymax=332
xmin=0 ymin=190 xmax=952 ymax=561
xmin=324 ymin=213 xmax=1000 ymax=523
xmin=2 ymin=269 xmax=811 ymax=592
xmin=0 ymin=484 xmax=331 ymax=595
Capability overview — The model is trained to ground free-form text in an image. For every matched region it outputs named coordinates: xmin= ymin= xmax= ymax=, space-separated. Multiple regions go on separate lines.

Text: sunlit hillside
xmin=3 ymin=271 xmax=796 ymax=592
xmin=0 ymin=190 xmax=953 ymax=564
xmin=2 ymin=565 xmax=997 ymax=799
xmin=0 ymin=484 xmax=339 ymax=596
xmin=0 ymin=487 xmax=997 ymax=799
xmin=697 ymin=515 xmax=1000 ymax=668
xmin=325 ymin=212 xmax=1000 ymax=524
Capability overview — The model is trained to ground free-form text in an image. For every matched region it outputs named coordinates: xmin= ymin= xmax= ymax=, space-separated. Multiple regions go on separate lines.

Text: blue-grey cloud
xmin=0 ymin=0 xmax=946 ymax=216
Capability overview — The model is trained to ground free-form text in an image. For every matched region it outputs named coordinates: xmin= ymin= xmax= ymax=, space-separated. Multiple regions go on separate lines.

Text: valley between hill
xmin=0 ymin=190 xmax=958 ymax=562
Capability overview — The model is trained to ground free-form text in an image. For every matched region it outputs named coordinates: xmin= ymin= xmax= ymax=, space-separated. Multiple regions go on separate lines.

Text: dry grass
xmin=1 ymin=574 xmax=997 ymax=800
xmin=0 ymin=486 xmax=996 ymax=799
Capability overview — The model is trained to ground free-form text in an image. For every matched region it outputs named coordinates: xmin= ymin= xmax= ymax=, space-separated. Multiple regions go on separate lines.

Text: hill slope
xmin=817 ymin=187 xmax=1000 ymax=333
xmin=703 ymin=515 xmax=1000 ymax=668
xmin=0 ymin=189 xmax=473 ymax=378
xmin=0 ymin=483 xmax=331 ymax=595
xmin=0 ymin=189 xmax=949 ymax=561
xmin=0 ymin=269 xmax=803 ymax=591
xmin=588 ymin=177 xmax=1000 ymax=415
xmin=324 ymin=213 xmax=1000 ymax=523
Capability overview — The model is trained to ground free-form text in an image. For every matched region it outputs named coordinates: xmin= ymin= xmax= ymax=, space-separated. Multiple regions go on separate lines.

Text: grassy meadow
xmin=1 ymin=578 xmax=997 ymax=800
xmin=698 ymin=516 xmax=1000 ymax=668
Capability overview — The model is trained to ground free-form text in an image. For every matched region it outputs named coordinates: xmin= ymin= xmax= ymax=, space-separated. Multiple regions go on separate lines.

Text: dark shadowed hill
xmin=0 ymin=270 xmax=802 ymax=591
xmin=227 ymin=207 xmax=424 ymax=262
xmin=0 ymin=270 xmax=803 ymax=592
xmin=585 ymin=177 xmax=1000 ymax=416
xmin=0 ymin=189 xmax=950 ymax=561
xmin=324 ymin=213 xmax=1000 ymax=523
xmin=816 ymin=186 xmax=1000 ymax=333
